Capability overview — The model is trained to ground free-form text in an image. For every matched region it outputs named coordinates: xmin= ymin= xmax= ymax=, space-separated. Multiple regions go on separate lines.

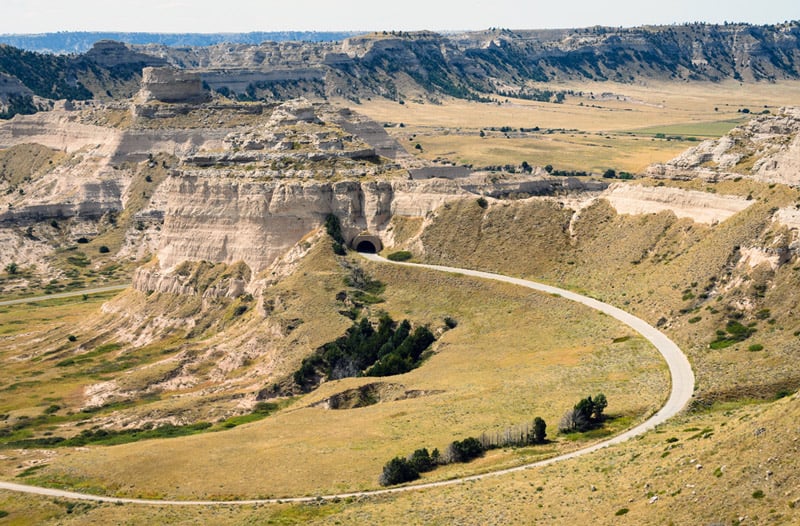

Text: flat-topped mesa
xmin=135 ymin=67 xmax=211 ymax=105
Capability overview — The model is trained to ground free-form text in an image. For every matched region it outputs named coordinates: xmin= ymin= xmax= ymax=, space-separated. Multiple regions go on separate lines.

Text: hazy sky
xmin=2 ymin=0 xmax=799 ymax=34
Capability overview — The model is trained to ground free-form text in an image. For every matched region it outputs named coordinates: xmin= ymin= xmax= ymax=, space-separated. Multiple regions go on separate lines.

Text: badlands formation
xmin=5 ymin=68 xmax=798 ymax=284
xmin=0 ymin=68 xmax=799 ymax=431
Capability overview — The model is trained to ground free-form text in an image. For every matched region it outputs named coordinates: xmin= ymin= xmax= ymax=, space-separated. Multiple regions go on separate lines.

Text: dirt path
xmin=0 ymin=255 xmax=694 ymax=505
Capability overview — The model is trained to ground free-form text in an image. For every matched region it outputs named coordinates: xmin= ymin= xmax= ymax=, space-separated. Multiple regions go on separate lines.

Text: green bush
xmin=293 ymin=315 xmax=436 ymax=390
xmin=379 ymin=457 xmax=419 ymax=486
xmin=408 ymin=448 xmax=436 ymax=472
xmin=387 ymin=250 xmax=413 ymax=262
xmin=446 ymin=437 xmax=485 ymax=463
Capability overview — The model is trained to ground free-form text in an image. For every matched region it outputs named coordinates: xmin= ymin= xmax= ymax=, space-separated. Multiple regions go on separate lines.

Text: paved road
xmin=0 ymin=285 xmax=129 ymax=307
xmin=0 ymin=256 xmax=694 ymax=505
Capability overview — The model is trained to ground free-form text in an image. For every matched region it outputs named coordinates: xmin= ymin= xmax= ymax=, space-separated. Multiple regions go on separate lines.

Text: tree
xmin=379 ymin=457 xmax=419 ymax=486
xmin=603 ymin=169 xmax=617 ymax=179
xmin=408 ymin=448 xmax=435 ymax=473
xmin=593 ymin=393 xmax=607 ymax=421
xmin=4 ymin=262 xmax=18 ymax=275
xmin=532 ymin=417 xmax=547 ymax=444
xmin=544 ymin=164 xmax=553 ymax=173
xmin=521 ymin=160 xmax=533 ymax=173
xmin=446 ymin=437 xmax=485 ymax=463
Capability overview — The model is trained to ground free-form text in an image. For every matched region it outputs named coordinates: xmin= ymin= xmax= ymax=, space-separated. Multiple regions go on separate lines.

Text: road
xmin=0 ymin=285 xmax=129 ymax=307
xmin=0 ymin=255 xmax=694 ymax=505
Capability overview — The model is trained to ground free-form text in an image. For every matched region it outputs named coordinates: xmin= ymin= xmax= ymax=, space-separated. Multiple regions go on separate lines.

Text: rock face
xmin=647 ymin=108 xmax=800 ymax=186
xmin=154 ymin=176 xmax=470 ymax=273
xmin=136 ymin=67 xmax=211 ymax=104
xmin=602 ymin=184 xmax=754 ymax=225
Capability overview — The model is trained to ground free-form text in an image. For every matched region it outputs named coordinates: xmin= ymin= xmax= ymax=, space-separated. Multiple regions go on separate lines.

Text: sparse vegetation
xmin=387 ymin=250 xmax=413 ymax=262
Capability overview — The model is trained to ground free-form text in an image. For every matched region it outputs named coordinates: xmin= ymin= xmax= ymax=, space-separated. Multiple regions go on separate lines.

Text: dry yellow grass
xmin=345 ymin=80 xmax=800 ymax=172
xmin=14 ymin=257 xmax=667 ymax=500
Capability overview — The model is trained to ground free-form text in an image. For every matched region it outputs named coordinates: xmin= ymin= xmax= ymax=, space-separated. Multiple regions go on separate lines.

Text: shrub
xmin=408 ymin=448 xmax=435 ymax=473
xmin=752 ymin=490 xmax=765 ymax=499
xmin=67 ymin=335 xmax=77 ymax=342
xmin=559 ymin=394 xmax=607 ymax=433
xmin=446 ymin=437 xmax=485 ymax=463
xmin=324 ymin=214 xmax=345 ymax=244
xmin=387 ymin=250 xmax=413 ymax=262
xmin=443 ymin=316 xmax=458 ymax=329
xmin=476 ymin=197 xmax=488 ymax=209
xmin=379 ymin=457 xmax=419 ymax=486
xmin=4 ymin=262 xmax=17 ymax=275
xmin=98 ymin=245 xmax=110 ymax=254
xmin=748 ymin=344 xmax=764 ymax=352
xmin=532 ymin=417 xmax=547 ymax=444
xmin=615 ymin=508 xmax=629 ymax=516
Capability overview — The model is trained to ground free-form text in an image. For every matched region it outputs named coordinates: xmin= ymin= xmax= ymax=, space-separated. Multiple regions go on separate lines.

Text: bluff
xmin=3 ymin=22 xmax=800 ymax=118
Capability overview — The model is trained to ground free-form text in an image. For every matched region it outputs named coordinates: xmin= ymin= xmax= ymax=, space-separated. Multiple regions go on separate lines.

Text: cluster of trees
xmin=324 ymin=214 xmax=347 ymax=255
xmin=293 ymin=315 xmax=436 ymax=391
xmin=379 ymin=417 xmax=547 ymax=486
xmin=558 ymin=394 xmax=607 ymax=433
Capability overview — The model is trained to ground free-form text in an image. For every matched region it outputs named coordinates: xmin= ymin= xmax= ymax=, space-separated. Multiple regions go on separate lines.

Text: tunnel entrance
xmin=356 ymin=240 xmax=378 ymax=253
xmin=351 ymin=233 xmax=383 ymax=253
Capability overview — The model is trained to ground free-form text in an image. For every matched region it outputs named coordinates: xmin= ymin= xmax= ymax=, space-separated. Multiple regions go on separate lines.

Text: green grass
xmin=628 ymin=118 xmax=746 ymax=138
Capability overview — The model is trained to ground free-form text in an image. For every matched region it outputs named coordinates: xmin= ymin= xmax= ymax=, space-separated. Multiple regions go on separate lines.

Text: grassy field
xmin=347 ymin=80 xmax=800 ymax=172
xmin=0 ymin=247 xmax=667 ymax=501
xmin=2 ymin=392 xmax=796 ymax=525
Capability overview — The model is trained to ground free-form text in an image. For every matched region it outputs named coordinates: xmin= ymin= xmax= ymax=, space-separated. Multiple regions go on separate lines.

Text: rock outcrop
xmin=136 ymin=67 xmax=211 ymax=104
xmin=602 ymin=184 xmax=754 ymax=225
xmin=647 ymin=108 xmax=800 ymax=186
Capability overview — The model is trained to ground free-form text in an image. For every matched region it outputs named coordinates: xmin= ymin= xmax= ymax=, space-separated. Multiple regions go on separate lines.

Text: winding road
xmin=0 ymin=255 xmax=694 ymax=505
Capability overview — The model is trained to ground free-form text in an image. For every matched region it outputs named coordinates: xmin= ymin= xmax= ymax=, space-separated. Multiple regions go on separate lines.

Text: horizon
xmin=2 ymin=18 xmax=800 ymax=38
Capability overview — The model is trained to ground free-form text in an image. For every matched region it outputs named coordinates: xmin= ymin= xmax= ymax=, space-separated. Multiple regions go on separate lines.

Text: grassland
xmin=1 ymin=252 xmax=667 ymax=501
xmin=349 ymin=80 xmax=800 ymax=172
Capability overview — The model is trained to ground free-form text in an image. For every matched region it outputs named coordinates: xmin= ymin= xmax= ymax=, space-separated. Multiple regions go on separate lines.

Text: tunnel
xmin=352 ymin=233 xmax=383 ymax=253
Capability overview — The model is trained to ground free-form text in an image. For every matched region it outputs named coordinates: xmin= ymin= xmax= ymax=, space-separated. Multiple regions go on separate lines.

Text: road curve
xmin=0 ymin=285 xmax=130 ymax=307
xmin=0 ymin=256 xmax=694 ymax=505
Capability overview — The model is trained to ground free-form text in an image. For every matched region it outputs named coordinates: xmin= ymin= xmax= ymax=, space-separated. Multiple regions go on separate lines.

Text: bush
xmin=532 ymin=417 xmax=547 ymax=444
xmin=324 ymin=214 xmax=345 ymax=245
xmin=387 ymin=250 xmax=413 ymax=262
xmin=446 ymin=437 xmax=485 ymax=463
xmin=98 ymin=245 xmax=110 ymax=253
xmin=379 ymin=457 xmax=419 ymax=486
xmin=408 ymin=448 xmax=435 ymax=473
xmin=67 ymin=335 xmax=77 ymax=342
xmin=559 ymin=394 xmax=607 ymax=433
xmin=476 ymin=197 xmax=489 ymax=209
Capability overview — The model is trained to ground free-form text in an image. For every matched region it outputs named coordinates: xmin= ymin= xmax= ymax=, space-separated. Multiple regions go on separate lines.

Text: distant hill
xmin=2 ymin=22 xmax=800 ymax=118
xmin=0 ymin=31 xmax=362 ymax=54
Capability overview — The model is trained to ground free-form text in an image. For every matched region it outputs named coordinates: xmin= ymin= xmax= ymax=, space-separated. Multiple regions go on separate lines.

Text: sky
xmin=1 ymin=0 xmax=799 ymax=34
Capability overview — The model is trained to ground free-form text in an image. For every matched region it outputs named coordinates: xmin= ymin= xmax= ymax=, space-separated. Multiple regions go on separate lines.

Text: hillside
xmin=2 ymin=22 xmax=800 ymax=117
xmin=2 ymin=61 xmax=800 ymax=523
